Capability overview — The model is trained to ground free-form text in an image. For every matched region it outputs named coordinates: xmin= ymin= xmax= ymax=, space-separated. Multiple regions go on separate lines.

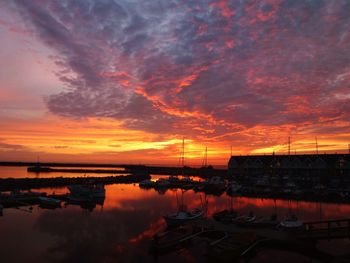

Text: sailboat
xmin=163 ymin=190 xmax=204 ymax=226
xmin=163 ymin=139 xmax=205 ymax=226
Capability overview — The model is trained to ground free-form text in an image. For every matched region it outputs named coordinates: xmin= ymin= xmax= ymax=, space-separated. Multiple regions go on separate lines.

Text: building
xmin=228 ymin=154 xmax=350 ymax=187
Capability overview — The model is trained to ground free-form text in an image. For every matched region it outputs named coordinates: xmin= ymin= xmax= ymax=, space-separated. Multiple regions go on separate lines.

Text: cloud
xmin=5 ymin=0 xmax=350 ymax=141
xmin=0 ymin=141 xmax=24 ymax=150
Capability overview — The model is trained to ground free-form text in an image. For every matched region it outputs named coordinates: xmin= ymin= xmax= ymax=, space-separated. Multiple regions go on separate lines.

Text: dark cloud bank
xmin=7 ymin=0 xmax=350 ymax=138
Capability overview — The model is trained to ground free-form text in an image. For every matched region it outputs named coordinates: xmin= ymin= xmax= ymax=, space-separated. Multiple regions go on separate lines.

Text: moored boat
xmin=244 ymin=214 xmax=279 ymax=228
xmin=198 ymin=176 xmax=226 ymax=195
xmin=233 ymin=213 xmax=256 ymax=226
xmin=226 ymin=181 xmax=242 ymax=196
xmin=38 ymin=196 xmax=61 ymax=207
xmin=164 ymin=207 xmax=204 ymax=227
xmin=279 ymin=215 xmax=303 ymax=229
xmin=68 ymin=183 xmax=105 ymax=199
xmin=139 ymin=179 xmax=155 ymax=188
xmin=213 ymin=209 xmax=238 ymax=223
xmin=155 ymin=178 xmax=171 ymax=189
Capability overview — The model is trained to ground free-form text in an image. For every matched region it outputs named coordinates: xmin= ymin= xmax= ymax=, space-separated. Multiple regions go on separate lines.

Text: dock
xmin=301 ymin=218 xmax=350 ymax=240
xmin=186 ymin=217 xmax=350 ymax=262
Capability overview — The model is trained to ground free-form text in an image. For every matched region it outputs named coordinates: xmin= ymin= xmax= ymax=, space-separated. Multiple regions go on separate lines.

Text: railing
xmin=301 ymin=219 xmax=350 ymax=239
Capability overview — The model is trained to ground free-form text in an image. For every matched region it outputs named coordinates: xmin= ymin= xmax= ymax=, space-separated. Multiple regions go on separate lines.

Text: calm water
xmin=1 ymin=167 xmax=350 ymax=262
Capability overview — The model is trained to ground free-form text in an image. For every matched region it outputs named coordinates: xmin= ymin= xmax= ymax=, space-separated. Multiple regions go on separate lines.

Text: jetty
xmin=183 ymin=217 xmax=350 ymax=262
xmin=0 ymin=173 xmax=150 ymax=191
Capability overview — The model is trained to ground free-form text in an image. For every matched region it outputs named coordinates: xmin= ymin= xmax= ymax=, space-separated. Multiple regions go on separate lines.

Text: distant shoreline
xmin=0 ymin=161 xmax=228 ymax=169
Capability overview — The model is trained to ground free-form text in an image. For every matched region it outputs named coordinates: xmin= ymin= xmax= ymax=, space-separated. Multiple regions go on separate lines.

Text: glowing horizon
xmin=0 ymin=1 xmax=349 ymax=166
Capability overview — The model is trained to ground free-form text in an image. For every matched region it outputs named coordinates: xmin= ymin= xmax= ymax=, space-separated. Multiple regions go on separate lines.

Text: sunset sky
xmin=0 ymin=0 xmax=349 ymax=165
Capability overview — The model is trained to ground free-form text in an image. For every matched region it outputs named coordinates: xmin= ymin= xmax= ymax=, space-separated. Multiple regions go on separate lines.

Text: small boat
xmin=180 ymin=177 xmax=196 ymax=189
xmin=226 ymin=181 xmax=242 ymax=196
xmin=213 ymin=209 xmax=238 ymax=223
xmin=279 ymin=215 xmax=303 ymax=229
xmin=199 ymin=176 xmax=226 ymax=195
xmin=233 ymin=212 xmax=256 ymax=226
xmin=248 ymin=214 xmax=279 ymax=228
xmin=155 ymin=178 xmax=171 ymax=188
xmin=38 ymin=196 xmax=61 ymax=207
xmin=68 ymin=184 xmax=105 ymax=199
xmin=164 ymin=207 xmax=204 ymax=226
xmin=139 ymin=179 xmax=155 ymax=188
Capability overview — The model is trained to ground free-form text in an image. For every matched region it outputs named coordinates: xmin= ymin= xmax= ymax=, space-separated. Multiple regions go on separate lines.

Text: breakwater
xmin=0 ymin=173 xmax=151 ymax=191
xmin=27 ymin=167 xmax=129 ymax=174
xmin=15 ymin=162 xmax=228 ymax=177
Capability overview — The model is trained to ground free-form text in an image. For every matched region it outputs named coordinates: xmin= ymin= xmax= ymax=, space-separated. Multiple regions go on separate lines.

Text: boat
xmin=199 ymin=176 xmax=226 ymax=195
xmin=226 ymin=181 xmax=242 ymax=196
xmin=213 ymin=209 xmax=238 ymax=223
xmin=164 ymin=207 xmax=204 ymax=226
xmin=155 ymin=178 xmax=171 ymax=189
xmin=139 ymin=179 xmax=155 ymax=188
xmin=241 ymin=214 xmax=279 ymax=228
xmin=179 ymin=177 xmax=196 ymax=189
xmin=38 ymin=196 xmax=61 ymax=207
xmin=233 ymin=212 xmax=256 ymax=226
xmin=164 ymin=139 xmax=205 ymax=226
xmin=279 ymin=215 xmax=303 ymax=229
xmin=68 ymin=184 xmax=105 ymax=199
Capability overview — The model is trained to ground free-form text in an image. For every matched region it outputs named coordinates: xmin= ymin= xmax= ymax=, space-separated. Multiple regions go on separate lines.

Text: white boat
xmin=38 ymin=196 xmax=61 ymax=207
xmin=164 ymin=207 xmax=204 ymax=226
xmin=280 ymin=215 xmax=303 ymax=229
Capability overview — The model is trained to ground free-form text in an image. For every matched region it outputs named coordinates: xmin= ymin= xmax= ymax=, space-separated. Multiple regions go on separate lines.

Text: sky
xmin=0 ymin=0 xmax=349 ymax=165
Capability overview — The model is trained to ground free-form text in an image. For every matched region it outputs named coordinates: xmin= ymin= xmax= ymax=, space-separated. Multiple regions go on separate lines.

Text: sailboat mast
xmin=288 ymin=136 xmax=291 ymax=156
xmin=182 ymin=138 xmax=185 ymax=167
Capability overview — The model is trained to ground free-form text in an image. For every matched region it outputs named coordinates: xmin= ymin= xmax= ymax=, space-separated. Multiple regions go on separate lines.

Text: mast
xmin=288 ymin=136 xmax=291 ymax=156
xmin=181 ymin=138 xmax=185 ymax=167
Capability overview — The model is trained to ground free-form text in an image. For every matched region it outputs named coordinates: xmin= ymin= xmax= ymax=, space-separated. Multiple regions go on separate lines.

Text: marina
xmin=1 ymin=166 xmax=350 ymax=262
xmin=1 ymin=1 xmax=350 ymax=262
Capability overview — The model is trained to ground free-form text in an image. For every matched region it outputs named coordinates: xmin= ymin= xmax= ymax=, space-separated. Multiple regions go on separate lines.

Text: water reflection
xmin=1 ymin=167 xmax=350 ymax=262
